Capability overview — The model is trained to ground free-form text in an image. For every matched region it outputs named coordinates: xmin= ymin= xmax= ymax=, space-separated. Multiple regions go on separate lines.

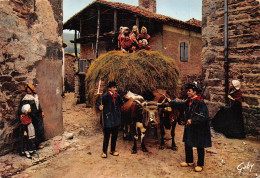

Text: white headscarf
xmin=232 ymin=80 xmax=241 ymax=90
xmin=21 ymin=104 xmax=31 ymax=113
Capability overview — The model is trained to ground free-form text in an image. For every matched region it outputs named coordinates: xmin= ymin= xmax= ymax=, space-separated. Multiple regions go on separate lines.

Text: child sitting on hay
xmin=120 ymin=28 xmax=133 ymax=53
xmin=139 ymin=39 xmax=151 ymax=50
xmin=130 ymin=25 xmax=139 ymax=46
xmin=139 ymin=26 xmax=150 ymax=42
xmin=118 ymin=26 xmax=127 ymax=49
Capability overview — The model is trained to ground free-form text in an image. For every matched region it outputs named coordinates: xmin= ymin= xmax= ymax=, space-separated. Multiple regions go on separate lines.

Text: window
xmin=79 ymin=59 xmax=87 ymax=73
xmin=180 ymin=42 xmax=188 ymax=62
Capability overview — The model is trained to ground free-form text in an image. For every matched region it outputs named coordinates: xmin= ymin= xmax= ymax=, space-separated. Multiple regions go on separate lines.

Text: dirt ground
xmin=5 ymin=93 xmax=260 ymax=177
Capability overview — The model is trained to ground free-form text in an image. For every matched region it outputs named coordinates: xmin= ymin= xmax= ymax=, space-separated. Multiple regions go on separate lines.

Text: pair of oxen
xmin=121 ymin=90 xmax=182 ymax=154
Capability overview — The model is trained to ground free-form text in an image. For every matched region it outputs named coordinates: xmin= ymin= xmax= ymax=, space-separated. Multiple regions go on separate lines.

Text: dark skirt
xmin=212 ymin=102 xmax=245 ymax=139
xmin=18 ymin=124 xmax=36 ymax=154
xmin=32 ymin=113 xmax=45 ymax=147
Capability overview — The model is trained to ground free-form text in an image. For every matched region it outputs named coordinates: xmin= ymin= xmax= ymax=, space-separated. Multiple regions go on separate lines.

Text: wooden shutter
xmin=79 ymin=60 xmax=86 ymax=73
xmin=180 ymin=42 xmax=184 ymax=61
xmin=184 ymin=42 xmax=188 ymax=62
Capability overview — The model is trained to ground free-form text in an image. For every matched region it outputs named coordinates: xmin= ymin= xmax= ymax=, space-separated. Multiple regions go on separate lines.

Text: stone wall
xmin=0 ymin=0 xmax=63 ymax=155
xmin=202 ymin=0 xmax=260 ymax=136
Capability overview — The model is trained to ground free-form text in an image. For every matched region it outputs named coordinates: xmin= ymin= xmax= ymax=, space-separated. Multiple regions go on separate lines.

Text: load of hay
xmin=85 ymin=50 xmax=180 ymax=106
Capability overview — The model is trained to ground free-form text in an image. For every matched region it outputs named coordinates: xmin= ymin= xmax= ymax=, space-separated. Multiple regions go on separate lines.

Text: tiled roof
xmin=64 ymin=0 xmax=201 ymax=32
xmin=186 ymin=18 xmax=202 ymax=27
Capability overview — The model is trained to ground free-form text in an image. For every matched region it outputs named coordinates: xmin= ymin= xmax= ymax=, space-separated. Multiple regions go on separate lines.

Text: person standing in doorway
xmin=98 ymin=81 xmax=124 ymax=158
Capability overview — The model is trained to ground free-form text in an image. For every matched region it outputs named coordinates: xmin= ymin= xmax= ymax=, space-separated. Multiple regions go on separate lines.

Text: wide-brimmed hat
xmin=186 ymin=83 xmax=200 ymax=93
xmin=26 ymin=83 xmax=35 ymax=93
xmin=108 ymin=81 xmax=118 ymax=88
xmin=232 ymin=80 xmax=241 ymax=90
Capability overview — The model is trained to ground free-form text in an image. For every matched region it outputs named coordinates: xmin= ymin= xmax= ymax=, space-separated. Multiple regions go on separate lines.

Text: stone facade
xmin=202 ymin=0 xmax=260 ymax=136
xmin=0 ymin=0 xmax=63 ymax=155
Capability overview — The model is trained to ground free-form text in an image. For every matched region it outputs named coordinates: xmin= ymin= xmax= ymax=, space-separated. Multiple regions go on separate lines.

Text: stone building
xmin=202 ymin=0 xmax=260 ymax=136
xmin=64 ymin=0 xmax=202 ymax=103
xmin=0 ymin=0 xmax=63 ymax=155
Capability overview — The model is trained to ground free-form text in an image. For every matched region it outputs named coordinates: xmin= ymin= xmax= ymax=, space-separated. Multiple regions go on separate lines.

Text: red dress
xmin=121 ymin=37 xmax=133 ymax=49
xmin=139 ymin=33 xmax=150 ymax=40
xmin=20 ymin=114 xmax=32 ymax=125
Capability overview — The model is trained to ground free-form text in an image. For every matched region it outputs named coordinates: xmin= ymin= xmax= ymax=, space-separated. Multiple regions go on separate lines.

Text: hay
xmin=85 ymin=50 xmax=180 ymax=106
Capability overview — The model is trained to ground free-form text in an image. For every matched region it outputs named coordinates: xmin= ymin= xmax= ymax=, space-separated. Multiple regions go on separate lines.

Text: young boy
xmin=19 ymin=104 xmax=36 ymax=159
xmin=98 ymin=81 xmax=124 ymax=158
xmin=167 ymin=83 xmax=211 ymax=172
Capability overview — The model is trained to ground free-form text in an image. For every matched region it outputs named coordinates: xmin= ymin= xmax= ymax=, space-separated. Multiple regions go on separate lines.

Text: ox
xmin=121 ymin=91 xmax=166 ymax=154
xmin=153 ymin=89 xmax=182 ymax=150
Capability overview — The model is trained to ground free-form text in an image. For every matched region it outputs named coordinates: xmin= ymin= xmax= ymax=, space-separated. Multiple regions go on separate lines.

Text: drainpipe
xmin=224 ymin=0 xmax=229 ymax=106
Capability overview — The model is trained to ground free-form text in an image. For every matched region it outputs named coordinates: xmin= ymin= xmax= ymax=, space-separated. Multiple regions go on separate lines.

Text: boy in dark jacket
xmin=167 ymin=84 xmax=211 ymax=172
xmin=98 ymin=81 xmax=124 ymax=158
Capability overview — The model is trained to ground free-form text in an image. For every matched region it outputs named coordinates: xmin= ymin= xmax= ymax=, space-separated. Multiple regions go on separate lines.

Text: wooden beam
xmin=95 ymin=5 xmax=100 ymax=59
xmin=136 ymin=16 xmax=139 ymax=28
xmin=80 ymin=18 xmax=82 ymax=37
xmin=113 ymin=9 xmax=117 ymax=33
xmin=74 ymin=30 xmax=78 ymax=58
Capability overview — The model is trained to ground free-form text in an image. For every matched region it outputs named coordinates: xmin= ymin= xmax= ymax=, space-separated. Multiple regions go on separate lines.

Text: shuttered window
xmin=180 ymin=42 xmax=188 ymax=62
xmin=79 ymin=59 xmax=87 ymax=73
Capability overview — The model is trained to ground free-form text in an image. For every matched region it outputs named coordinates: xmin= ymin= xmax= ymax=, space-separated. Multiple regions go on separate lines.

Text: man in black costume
xmin=167 ymin=83 xmax=212 ymax=172
xmin=98 ymin=81 xmax=124 ymax=158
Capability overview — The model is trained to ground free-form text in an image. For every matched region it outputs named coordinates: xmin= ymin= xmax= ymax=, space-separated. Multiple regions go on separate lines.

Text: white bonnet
xmin=232 ymin=80 xmax=241 ymax=90
xmin=21 ymin=104 xmax=31 ymax=113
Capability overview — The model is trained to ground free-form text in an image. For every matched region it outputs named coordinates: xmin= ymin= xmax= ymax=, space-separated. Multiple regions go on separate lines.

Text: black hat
xmin=108 ymin=81 xmax=118 ymax=88
xmin=186 ymin=83 xmax=200 ymax=93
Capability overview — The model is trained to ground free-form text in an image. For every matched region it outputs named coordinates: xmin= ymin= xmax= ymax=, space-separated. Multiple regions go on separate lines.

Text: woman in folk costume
xmin=19 ymin=104 xmax=36 ymax=158
xmin=212 ymin=80 xmax=245 ymax=139
xmin=18 ymin=83 xmax=45 ymax=149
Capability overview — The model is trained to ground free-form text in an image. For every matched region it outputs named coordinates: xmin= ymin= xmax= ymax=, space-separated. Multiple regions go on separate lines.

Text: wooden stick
xmin=95 ymin=5 xmax=100 ymax=59
xmin=74 ymin=30 xmax=78 ymax=58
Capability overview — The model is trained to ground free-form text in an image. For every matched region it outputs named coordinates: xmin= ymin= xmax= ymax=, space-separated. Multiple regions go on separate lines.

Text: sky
xmin=63 ymin=0 xmax=202 ymax=23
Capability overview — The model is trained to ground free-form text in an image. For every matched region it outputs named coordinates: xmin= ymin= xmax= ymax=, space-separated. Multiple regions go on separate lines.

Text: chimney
xmin=139 ymin=0 xmax=156 ymax=13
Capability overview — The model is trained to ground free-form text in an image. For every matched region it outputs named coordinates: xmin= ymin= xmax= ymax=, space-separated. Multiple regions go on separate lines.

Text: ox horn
xmin=134 ymin=100 xmax=144 ymax=107
xmin=157 ymin=97 xmax=167 ymax=106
